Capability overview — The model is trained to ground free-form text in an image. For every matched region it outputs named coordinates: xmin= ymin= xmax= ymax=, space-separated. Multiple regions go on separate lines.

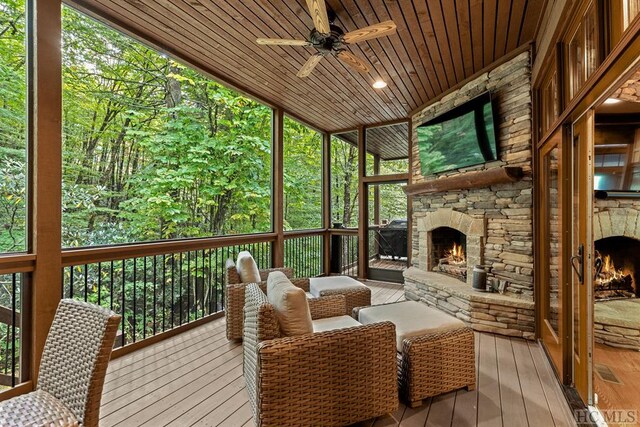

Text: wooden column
xmin=373 ymin=156 xmax=380 ymax=224
xmin=30 ymin=0 xmax=62 ymax=384
xmin=322 ymin=132 xmax=331 ymax=275
xmin=357 ymin=127 xmax=368 ymax=280
xmin=406 ymin=121 xmax=413 ymax=266
xmin=272 ymin=109 xmax=284 ymax=267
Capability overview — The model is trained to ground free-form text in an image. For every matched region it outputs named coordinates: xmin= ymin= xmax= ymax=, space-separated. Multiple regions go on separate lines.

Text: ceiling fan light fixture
xmin=372 ymin=80 xmax=387 ymax=89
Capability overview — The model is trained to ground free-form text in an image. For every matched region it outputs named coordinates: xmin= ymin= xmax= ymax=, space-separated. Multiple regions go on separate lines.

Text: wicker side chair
xmin=243 ymin=283 xmax=398 ymax=427
xmin=0 ymin=299 xmax=121 ymax=427
xmin=224 ymin=258 xmax=297 ymax=340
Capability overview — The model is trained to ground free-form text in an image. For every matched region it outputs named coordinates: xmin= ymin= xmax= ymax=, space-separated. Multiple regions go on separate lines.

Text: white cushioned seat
xmin=267 ymin=271 xmax=313 ymax=336
xmin=309 ymin=276 xmax=367 ymax=297
xmin=236 ymin=251 xmax=261 ymax=283
xmin=312 ymin=315 xmax=362 ymax=333
xmin=358 ymin=301 xmax=466 ymax=352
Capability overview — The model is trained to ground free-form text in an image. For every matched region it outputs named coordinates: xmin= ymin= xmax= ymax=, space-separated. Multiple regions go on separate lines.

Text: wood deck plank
xmin=99 ymin=281 xmax=576 ymax=427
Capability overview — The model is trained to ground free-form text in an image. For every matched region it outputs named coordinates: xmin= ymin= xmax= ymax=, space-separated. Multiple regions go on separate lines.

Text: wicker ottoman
xmin=309 ymin=276 xmax=371 ymax=316
xmin=355 ymin=300 xmax=476 ymax=408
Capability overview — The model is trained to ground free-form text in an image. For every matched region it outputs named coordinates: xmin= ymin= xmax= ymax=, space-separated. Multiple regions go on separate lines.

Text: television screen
xmin=417 ymin=93 xmax=498 ymax=176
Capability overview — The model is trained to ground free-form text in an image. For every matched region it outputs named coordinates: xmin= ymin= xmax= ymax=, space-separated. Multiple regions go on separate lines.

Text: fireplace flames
xmin=594 ymin=251 xmax=635 ymax=300
xmin=446 ymin=243 xmax=466 ymax=265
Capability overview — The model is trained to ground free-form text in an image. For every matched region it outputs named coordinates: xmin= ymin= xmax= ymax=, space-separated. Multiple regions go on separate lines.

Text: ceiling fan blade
xmin=305 ymin=0 xmax=331 ymax=34
xmin=256 ymin=38 xmax=311 ymax=46
xmin=297 ymin=54 xmax=323 ymax=78
xmin=337 ymin=50 xmax=370 ymax=74
xmin=342 ymin=20 xmax=397 ymax=44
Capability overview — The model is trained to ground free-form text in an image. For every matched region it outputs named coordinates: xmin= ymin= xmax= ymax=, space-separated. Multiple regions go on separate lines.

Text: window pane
xmin=62 ymin=7 xmax=272 ymax=247
xmin=331 ymin=132 xmax=358 ymax=228
xmin=0 ymin=0 xmax=27 ymax=253
xmin=283 ymin=117 xmax=322 ymax=230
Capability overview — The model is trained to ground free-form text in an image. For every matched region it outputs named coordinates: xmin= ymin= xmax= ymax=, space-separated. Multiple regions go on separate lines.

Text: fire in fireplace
xmin=594 ymin=236 xmax=640 ymax=301
xmin=429 ymin=227 xmax=467 ymax=281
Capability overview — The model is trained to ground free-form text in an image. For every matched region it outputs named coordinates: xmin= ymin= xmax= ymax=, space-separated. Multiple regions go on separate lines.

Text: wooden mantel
xmin=403 ymin=167 xmax=524 ymax=196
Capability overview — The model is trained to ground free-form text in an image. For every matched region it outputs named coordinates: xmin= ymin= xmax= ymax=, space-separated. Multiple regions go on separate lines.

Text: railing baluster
xmin=171 ymin=253 xmax=175 ymax=329
xmin=133 ymin=257 xmax=137 ymax=343
xmin=179 ymin=252 xmax=183 ymax=326
xmin=122 ymin=259 xmax=126 ymax=346
xmin=70 ymin=265 xmax=74 ymax=299
xmin=11 ymin=274 xmax=16 ymax=387
xmin=143 ymin=256 xmax=147 ymax=340
xmin=110 ymin=260 xmax=114 ymax=311
xmin=162 ymin=254 xmax=166 ymax=332
xmin=97 ymin=262 xmax=102 ymax=306
xmin=153 ymin=255 xmax=157 ymax=336
xmin=84 ymin=264 xmax=88 ymax=302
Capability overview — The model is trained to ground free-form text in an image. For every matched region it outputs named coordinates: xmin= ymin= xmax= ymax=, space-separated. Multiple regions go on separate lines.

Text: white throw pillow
xmin=236 ymin=251 xmax=261 ymax=283
xmin=267 ymin=271 xmax=313 ymax=336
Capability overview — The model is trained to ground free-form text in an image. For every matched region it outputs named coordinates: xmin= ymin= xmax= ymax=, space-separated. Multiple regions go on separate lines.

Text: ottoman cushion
xmin=312 ymin=315 xmax=362 ymax=333
xmin=358 ymin=301 xmax=465 ymax=352
xmin=309 ymin=276 xmax=366 ymax=297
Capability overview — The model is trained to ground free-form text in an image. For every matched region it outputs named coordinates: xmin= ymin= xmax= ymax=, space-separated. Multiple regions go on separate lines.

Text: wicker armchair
xmin=0 ymin=299 xmax=121 ymax=427
xmin=224 ymin=258 xmax=298 ymax=340
xmin=243 ymin=283 xmax=398 ymax=426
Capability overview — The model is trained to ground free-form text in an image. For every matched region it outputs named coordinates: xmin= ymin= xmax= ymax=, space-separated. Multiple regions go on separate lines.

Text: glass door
xmin=367 ymin=182 xmax=408 ymax=282
xmin=571 ymin=110 xmax=594 ymax=404
xmin=539 ymin=129 xmax=566 ymax=378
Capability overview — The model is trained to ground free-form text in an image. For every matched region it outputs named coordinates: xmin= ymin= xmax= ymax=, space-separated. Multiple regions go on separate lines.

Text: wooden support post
xmin=373 ymin=156 xmax=380 ymax=224
xmin=407 ymin=121 xmax=413 ymax=266
xmin=357 ymin=127 xmax=368 ymax=280
xmin=322 ymin=132 xmax=331 ymax=275
xmin=272 ymin=109 xmax=284 ymax=268
xmin=30 ymin=0 xmax=62 ymax=384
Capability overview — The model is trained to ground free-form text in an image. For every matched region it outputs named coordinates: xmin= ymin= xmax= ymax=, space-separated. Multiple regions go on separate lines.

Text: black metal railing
xmin=0 ymin=272 xmax=22 ymax=390
xmin=284 ymin=233 xmax=323 ymax=278
xmin=62 ymin=241 xmax=271 ymax=348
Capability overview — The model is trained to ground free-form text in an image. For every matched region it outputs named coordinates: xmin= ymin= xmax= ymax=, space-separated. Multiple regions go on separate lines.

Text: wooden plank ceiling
xmin=70 ymin=0 xmax=543 ymax=136
xmin=335 ymin=122 xmax=409 ymax=160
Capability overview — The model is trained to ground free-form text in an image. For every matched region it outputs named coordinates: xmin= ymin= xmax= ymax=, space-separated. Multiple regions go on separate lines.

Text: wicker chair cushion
xmin=236 ymin=251 xmax=261 ymax=283
xmin=358 ymin=301 xmax=465 ymax=351
xmin=267 ymin=272 xmax=313 ymax=336
xmin=0 ymin=389 xmax=79 ymax=427
xmin=309 ymin=276 xmax=366 ymax=297
xmin=312 ymin=315 xmax=361 ymax=333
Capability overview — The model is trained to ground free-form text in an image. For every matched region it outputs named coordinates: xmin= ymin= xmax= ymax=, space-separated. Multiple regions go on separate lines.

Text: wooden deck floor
xmin=100 ymin=281 xmax=576 ymax=427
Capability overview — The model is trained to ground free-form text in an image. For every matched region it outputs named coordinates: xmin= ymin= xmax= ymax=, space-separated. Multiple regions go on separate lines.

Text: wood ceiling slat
xmin=396 ymin=1 xmax=445 ymax=94
xmin=507 ymin=0 xmax=528 ymax=53
xmin=470 ymin=0 xmax=484 ymax=73
xmin=520 ymin=0 xmax=544 ymax=44
xmin=89 ymin=0 xmax=345 ymax=130
xmin=331 ymin=0 xmax=422 ymax=110
xmin=483 ymin=0 xmax=498 ymax=67
xmin=68 ymin=0 xmax=544 ymax=137
xmin=426 ymin=1 xmax=460 ymax=87
xmin=494 ymin=0 xmax=512 ymax=60
xmin=456 ymin=0 xmax=475 ymax=78
xmin=440 ymin=0 xmax=466 ymax=83
xmin=372 ymin=0 xmax=438 ymax=100
xmin=411 ymin=0 xmax=453 ymax=89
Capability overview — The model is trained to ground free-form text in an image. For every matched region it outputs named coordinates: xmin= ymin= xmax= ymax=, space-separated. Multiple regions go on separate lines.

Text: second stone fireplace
xmin=417 ymin=208 xmax=485 ymax=286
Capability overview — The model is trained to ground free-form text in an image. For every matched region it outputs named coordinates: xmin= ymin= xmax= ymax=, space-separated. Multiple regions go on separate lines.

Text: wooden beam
xmin=406 ymin=120 xmax=414 ymax=266
xmin=322 ymin=132 xmax=331 ymax=276
xmin=362 ymin=173 xmax=411 ymax=184
xmin=30 ymin=0 xmax=62 ymax=385
xmin=357 ymin=127 xmax=368 ymax=280
xmin=403 ymin=167 xmax=525 ymax=196
xmin=373 ymin=156 xmax=380 ymax=225
xmin=272 ymin=109 xmax=284 ymax=268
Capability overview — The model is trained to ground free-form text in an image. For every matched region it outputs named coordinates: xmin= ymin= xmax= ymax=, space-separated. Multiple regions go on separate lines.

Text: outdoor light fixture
xmin=603 ymin=98 xmax=622 ymax=104
xmin=372 ymin=80 xmax=387 ymax=89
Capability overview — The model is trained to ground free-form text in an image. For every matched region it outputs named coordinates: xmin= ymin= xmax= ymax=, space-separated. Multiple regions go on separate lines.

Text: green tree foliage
xmin=330 ymin=136 xmax=358 ymax=228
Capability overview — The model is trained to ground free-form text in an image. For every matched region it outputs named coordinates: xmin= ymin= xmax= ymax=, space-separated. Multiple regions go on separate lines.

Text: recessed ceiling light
xmin=372 ymin=80 xmax=387 ymax=89
xmin=604 ymin=98 xmax=622 ymax=104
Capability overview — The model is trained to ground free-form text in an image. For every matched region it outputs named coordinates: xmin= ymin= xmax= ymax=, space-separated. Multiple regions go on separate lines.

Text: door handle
xmin=570 ymin=244 xmax=584 ymax=284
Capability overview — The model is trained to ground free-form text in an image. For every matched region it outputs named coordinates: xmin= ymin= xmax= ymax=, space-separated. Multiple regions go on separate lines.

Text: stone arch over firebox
xmin=594 ymin=209 xmax=640 ymax=241
xmin=416 ymin=208 xmax=486 ymax=286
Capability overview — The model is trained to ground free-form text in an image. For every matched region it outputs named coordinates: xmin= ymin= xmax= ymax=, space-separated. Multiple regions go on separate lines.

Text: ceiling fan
xmin=256 ymin=0 xmax=397 ymax=78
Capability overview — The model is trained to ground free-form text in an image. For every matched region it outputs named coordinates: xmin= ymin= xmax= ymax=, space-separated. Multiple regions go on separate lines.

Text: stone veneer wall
xmin=410 ymin=51 xmax=534 ymax=299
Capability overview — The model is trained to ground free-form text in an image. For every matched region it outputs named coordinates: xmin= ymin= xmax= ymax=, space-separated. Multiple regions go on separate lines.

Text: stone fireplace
xmin=404 ymin=50 xmax=536 ymax=340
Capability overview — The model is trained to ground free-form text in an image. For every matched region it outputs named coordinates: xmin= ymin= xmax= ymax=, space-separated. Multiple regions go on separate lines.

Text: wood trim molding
xmin=61 ymin=233 xmax=277 ymax=266
xmin=403 ymin=167 xmax=525 ymax=196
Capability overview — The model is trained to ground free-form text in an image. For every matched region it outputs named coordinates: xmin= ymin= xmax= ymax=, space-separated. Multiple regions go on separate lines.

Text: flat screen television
xmin=417 ymin=92 xmax=498 ymax=176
